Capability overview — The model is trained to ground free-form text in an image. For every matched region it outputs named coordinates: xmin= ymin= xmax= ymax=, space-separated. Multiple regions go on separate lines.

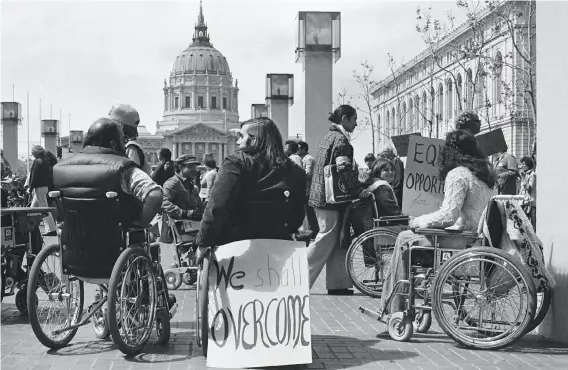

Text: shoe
xmin=327 ymin=289 xmax=354 ymax=296
xmin=42 ymin=231 xmax=57 ymax=236
xmin=167 ymin=293 xmax=177 ymax=308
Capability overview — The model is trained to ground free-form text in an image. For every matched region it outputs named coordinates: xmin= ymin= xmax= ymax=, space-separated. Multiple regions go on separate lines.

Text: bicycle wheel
xmin=432 ymin=247 xmax=536 ymax=350
xmin=525 ymin=289 xmax=552 ymax=334
xmin=108 ymin=247 xmax=157 ymax=355
xmin=28 ymin=243 xmax=84 ymax=349
xmin=196 ymin=250 xmax=210 ymax=357
xmin=345 ymin=228 xmax=398 ymax=298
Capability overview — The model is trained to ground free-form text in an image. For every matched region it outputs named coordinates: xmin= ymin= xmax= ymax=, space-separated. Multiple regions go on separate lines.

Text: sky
xmin=1 ymin=0 xmax=464 ymax=165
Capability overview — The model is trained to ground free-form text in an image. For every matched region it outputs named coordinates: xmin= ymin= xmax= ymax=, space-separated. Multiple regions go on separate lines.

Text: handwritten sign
xmin=206 ymin=239 xmax=312 ymax=368
xmin=476 ymin=128 xmax=507 ymax=157
xmin=391 ymin=132 xmax=422 ymax=158
xmin=402 ymin=136 xmax=445 ymax=217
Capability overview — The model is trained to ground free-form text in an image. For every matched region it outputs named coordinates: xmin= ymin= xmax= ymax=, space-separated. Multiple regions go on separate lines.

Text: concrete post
xmin=268 ymin=100 xmax=289 ymax=143
xmin=2 ymin=119 xmax=18 ymax=169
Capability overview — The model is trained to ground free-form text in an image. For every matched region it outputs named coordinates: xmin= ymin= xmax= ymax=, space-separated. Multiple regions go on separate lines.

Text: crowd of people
xmin=1 ymin=103 xmax=539 ymax=307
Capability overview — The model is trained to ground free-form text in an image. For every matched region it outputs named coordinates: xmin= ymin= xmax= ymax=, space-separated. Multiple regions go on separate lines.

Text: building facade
xmin=372 ymin=1 xmax=535 ymax=160
xmin=138 ymin=2 xmax=240 ymax=169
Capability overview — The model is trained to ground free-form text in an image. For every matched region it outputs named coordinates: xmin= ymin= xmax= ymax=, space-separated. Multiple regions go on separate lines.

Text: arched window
xmin=422 ymin=91 xmax=428 ymax=134
xmin=437 ymin=83 xmax=444 ymax=121
xmin=408 ymin=98 xmax=414 ymax=132
xmin=447 ymin=79 xmax=453 ymax=120
xmin=476 ymin=67 xmax=486 ymax=109
xmin=456 ymin=73 xmax=463 ymax=111
xmin=466 ymin=68 xmax=473 ymax=109
xmin=391 ymin=107 xmax=396 ymax=135
xmin=415 ymin=96 xmax=420 ymax=131
xmin=386 ymin=110 xmax=390 ymax=136
xmin=493 ymin=51 xmax=503 ymax=115
xmin=402 ymin=101 xmax=407 ymax=133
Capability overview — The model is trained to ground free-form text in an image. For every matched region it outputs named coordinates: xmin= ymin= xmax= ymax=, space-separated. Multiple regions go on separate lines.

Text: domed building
xmin=139 ymin=1 xmax=240 ymax=167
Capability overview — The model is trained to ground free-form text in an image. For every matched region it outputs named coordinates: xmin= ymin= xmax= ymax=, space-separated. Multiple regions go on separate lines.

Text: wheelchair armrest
xmin=377 ymin=215 xmax=409 ymax=226
xmin=414 ymin=228 xmax=479 ymax=238
xmin=293 ymin=231 xmax=313 ymax=243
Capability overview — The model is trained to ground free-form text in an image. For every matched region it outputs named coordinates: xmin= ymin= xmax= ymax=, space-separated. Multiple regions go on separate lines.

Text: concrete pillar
xmin=268 ymin=100 xmax=289 ymax=144
xmin=2 ymin=119 xmax=18 ymax=170
xmin=44 ymin=135 xmax=57 ymax=155
xmin=172 ymin=140 xmax=178 ymax=159
xmin=304 ymin=52 xmax=333 ymax=156
xmin=536 ymin=1 xmax=568 ymax=343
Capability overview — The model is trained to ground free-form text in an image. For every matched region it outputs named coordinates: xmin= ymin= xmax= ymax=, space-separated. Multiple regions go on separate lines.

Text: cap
xmin=109 ymin=104 xmax=140 ymax=128
xmin=455 ymin=110 xmax=480 ymax=130
xmin=175 ymin=154 xmax=201 ymax=166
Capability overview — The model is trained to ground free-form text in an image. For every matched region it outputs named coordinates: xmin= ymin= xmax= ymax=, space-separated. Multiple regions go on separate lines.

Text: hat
xmin=175 ymin=154 xmax=201 ymax=166
xmin=109 ymin=104 xmax=140 ymax=128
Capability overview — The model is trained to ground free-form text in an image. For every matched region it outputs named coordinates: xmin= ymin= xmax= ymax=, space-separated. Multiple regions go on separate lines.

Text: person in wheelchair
xmin=195 ymin=117 xmax=306 ymax=251
xmin=380 ymin=130 xmax=497 ymax=316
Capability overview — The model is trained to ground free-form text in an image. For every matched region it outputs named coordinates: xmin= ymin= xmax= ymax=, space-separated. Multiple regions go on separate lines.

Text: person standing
xmin=284 ymin=140 xmax=304 ymax=168
xmin=151 ymin=148 xmax=175 ymax=187
xmin=492 ymin=147 xmax=518 ymax=195
xmin=307 ymin=105 xmax=369 ymax=295
xmin=297 ymin=141 xmax=319 ymax=238
xmin=519 ymin=156 xmax=537 ymax=230
xmin=28 ymin=145 xmax=57 ymax=236
xmin=455 ymin=110 xmax=482 ymax=136
xmin=109 ymin=103 xmax=151 ymax=175
xmin=199 ymin=153 xmax=218 ymax=203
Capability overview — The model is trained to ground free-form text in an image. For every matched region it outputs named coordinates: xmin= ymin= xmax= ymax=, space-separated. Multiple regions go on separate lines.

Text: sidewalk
xmin=1 ymin=239 xmax=567 ymax=369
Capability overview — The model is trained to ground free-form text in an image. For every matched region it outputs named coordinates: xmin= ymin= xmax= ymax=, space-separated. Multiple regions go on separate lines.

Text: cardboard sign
xmin=402 ymin=136 xmax=446 ymax=217
xmin=476 ymin=128 xmax=507 ymax=157
xmin=206 ymin=239 xmax=312 ymax=368
xmin=391 ymin=132 xmax=422 ymax=157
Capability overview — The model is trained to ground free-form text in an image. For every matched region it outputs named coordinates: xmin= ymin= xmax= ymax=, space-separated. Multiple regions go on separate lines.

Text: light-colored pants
xmin=31 ymin=186 xmax=56 ymax=233
xmin=307 ymin=208 xmax=352 ymax=290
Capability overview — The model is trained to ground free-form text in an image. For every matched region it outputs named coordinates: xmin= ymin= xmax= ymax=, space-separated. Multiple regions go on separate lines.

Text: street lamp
xmin=295 ymin=11 xmax=341 ymax=65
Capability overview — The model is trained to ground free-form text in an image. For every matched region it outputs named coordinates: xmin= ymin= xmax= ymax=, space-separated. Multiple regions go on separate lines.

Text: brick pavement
xmin=2 ymin=238 xmax=568 ymax=369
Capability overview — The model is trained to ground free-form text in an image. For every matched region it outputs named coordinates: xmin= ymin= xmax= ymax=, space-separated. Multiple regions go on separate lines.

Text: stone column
xmin=172 ymin=139 xmax=178 ymax=159
xmin=268 ymin=100 xmax=289 ymax=143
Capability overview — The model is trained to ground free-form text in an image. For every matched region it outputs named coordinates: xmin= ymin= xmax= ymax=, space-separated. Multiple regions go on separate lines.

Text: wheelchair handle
xmin=490 ymin=195 xmax=524 ymax=201
xmin=48 ymin=191 xmax=60 ymax=198
xmin=106 ymin=191 xmax=118 ymax=199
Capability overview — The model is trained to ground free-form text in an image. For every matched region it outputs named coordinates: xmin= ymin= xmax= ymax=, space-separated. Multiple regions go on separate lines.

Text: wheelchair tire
xmin=28 ymin=243 xmax=84 ymax=349
xmin=196 ymin=250 xmax=210 ymax=357
xmin=413 ymin=310 xmax=432 ymax=334
xmin=108 ymin=247 xmax=157 ymax=356
xmin=345 ymin=228 xmax=398 ymax=298
xmin=525 ymin=289 xmax=552 ymax=334
xmin=432 ymin=247 xmax=536 ymax=350
xmin=388 ymin=312 xmax=414 ymax=342
xmin=15 ymin=288 xmax=30 ymax=315
xmin=164 ymin=270 xmax=182 ymax=290
xmin=156 ymin=309 xmax=171 ymax=345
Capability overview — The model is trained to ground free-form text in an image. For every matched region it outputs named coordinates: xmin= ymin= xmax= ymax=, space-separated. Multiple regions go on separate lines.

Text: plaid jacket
xmin=308 ymin=126 xmax=363 ymax=209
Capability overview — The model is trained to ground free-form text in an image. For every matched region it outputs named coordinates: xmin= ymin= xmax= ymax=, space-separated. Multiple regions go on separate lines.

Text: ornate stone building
xmin=371 ymin=1 xmax=535 ymax=160
xmin=138 ymin=1 xmax=240 ymax=168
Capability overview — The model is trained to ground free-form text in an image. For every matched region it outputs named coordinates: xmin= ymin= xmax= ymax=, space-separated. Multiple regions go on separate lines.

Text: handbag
xmin=324 ymin=139 xmax=358 ymax=204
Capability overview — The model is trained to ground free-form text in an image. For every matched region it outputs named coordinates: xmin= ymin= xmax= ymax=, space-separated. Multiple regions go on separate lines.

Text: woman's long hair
xmin=437 ymin=130 xmax=496 ymax=189
xmin=240 ymin=117 xmax=288 ymax=169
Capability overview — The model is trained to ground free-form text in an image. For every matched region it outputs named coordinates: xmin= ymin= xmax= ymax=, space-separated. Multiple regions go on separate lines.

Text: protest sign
xmin=402 ymin=135 xmax=446 ymax=217
xmin=391 ymin=132 xmax=422 ymax=157
xmin=476 ymin=128 xmax=507 ymax=157
xmin=206 ymin=239 xmax=312 ymax=368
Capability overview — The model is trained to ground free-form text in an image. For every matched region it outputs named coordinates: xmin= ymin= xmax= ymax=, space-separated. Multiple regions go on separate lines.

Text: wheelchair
xmin=358 ymin=195 xmax=551 ymax=350
xmin=163 ymin=214 xmax=200 ymax=290
xmin=26 ymin=191 xmax=178 ymax=355
xmin=345 ymin=195 xmax=410 ymax=298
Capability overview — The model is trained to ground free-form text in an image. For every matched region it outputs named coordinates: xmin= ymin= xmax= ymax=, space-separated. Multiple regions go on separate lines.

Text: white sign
xmin=402 ymin=136 xmax=445 ymax=217
xmin=206 ymin=239 xmax=312 ymax=368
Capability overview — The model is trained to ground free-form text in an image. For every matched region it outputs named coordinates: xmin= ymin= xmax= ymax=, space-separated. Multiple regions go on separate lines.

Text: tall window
xmin=174 ymin=96 xmax=179 ymax=109
xmin=185 ymin=96 xmax=191 ymax=108
xmin=422 ymin=92 xmax=427 ymax=132
xmin=437 ymin=84 xmax=443 ymax=121
xmin=447 ymin=79 xmax=453 ymax=120
xmin=456 ymin=74 xmax=463 ymax=111
xmin=466 ymin=68 xmax=474 ymax=109
xmin=415 ymin=97 xmax=420 ymax=131
xmin=386 ymin=110 xmax=390 ymax=136
xmin=211 ymin=96 xmax=217 ymax=109
xmin=402 ymin=101 xmax=407 ymax=133
xmin=391 ymin=107 xmax=396 ymax=135
xmin=198 ymin=96 xmax=204 ymax=108
xmin=223 ymin=97 xmax=227 ymax=110
xmin=408 ymin=99 xmax=414 ymax=131
xmin=493 ymin=51 xmax=503 ymax=114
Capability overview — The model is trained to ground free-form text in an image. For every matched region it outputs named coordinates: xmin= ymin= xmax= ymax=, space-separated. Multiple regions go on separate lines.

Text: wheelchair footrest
xmin=169 ymin=302 xmax=178 ymax=319
xmin=359 ymin=306 xmax=387 ymax=323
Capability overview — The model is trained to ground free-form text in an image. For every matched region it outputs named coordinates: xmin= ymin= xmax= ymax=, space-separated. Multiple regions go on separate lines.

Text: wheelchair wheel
xmin=164 ymin=270 xmax=182 ymax=290
xmin=108 ymin=247 xmax=157 ymax=355
xmin=92 ymin=287 xmax=110 ymax=339
xmin=28 ymin=243 xmax=84 ymax=349
xmin=432 ymin=247 xmax=536 ymax=350
xmin=388 ymin=312 xmax=414 ymax=342
xmin=196 ymin=250 xmax=211 ymax=357
xmin=525 ymin=289 xmax=552 ymax=334
xmin=156 ymin=309 xmax=171 ymax=345
xmin=16 ymin=288 xmax=33 ymax=315
xmin=345 ymin=228 xmax=398 ymax=298
xmin=413 ymin=310 xmax=432 ymax=334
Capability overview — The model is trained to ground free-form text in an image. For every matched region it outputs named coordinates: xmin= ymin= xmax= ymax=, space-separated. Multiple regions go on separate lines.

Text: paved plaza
xmin=2 ymin=236 xmax=568 ymax=370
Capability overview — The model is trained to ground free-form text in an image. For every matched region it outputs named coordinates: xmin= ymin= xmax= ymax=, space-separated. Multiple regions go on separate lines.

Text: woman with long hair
xmin=29 ymin=145 xmax=57 ymax=236
xmin=380 ymin=130 xmax=497 ymax=315
xmin=195 ymin=117 xmax=306 ymax=247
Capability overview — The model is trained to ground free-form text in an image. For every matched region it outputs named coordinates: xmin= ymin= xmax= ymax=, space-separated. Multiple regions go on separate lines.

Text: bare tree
xmin=336 ymin=87 xmax=352 ymax=106
xmin=351 ymin=61 xmax=380 ymax=153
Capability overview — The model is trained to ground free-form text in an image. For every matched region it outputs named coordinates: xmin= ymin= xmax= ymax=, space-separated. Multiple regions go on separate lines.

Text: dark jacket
xmin=162 ymin=173 xmax=204 ymax=219
xmin=309 ymin=126 xmax=364 ymax=210
xmin=53 ymin=146 xmax=142 ymax=224
xmin=29 ymin=158 xmax=51 ymax=191
xmin=367 ymin=179 xmax=401 ymax=218
xmin=195 ymin=151 xmax=306 ymax=247
xmin=152 ymin=160 xmax=175 ymax=187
